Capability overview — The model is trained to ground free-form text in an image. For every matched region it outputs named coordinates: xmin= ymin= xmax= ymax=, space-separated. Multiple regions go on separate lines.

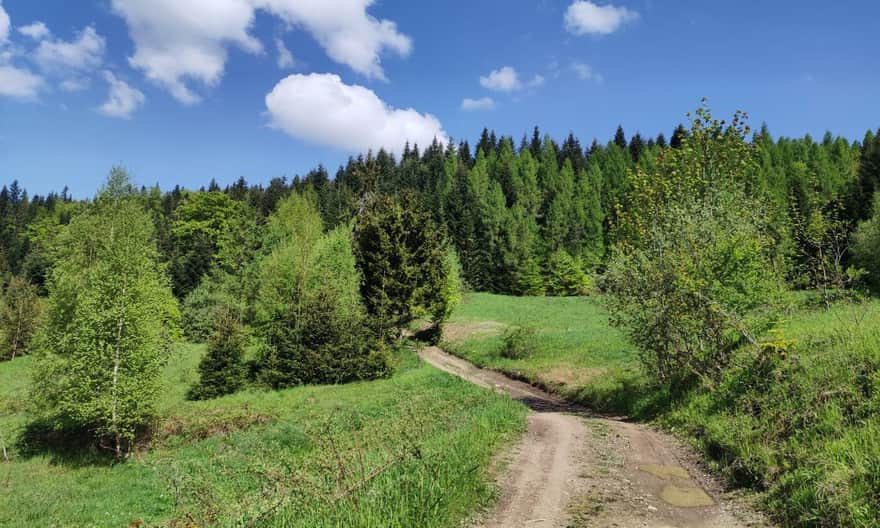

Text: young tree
xmin=354 ymin=192 xmax=452 ymax=338
xmin=852 ymin=192 xmax=880 ymax=293
xmin=189 ymin=306 xmax=247 ymax=400
xmin=33 ymin=169 xmax=180 ymax=458
xmin=255 ymin=193 xmax=390 ymax=388
xmin=605 ymin=106 xmax=783 ymax=383
xmin=0 ymin=276 xmax=41 ymax=360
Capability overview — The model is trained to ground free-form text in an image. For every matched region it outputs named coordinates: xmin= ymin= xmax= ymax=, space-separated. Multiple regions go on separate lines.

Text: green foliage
xmin=0 ymin=276 xmax=42 ymax=360
xmin=188 ymin=307 xmax=247 ymax=400
xmin=544 ymin=249 xmax=592 ymax=297
xmin=255 ymin=193 xmax=391 ymax=388
xmin=32 ymin=169 xmax=180 ymax=458
xmin=354 ymin=193 xmax=452 ymax=338
xmin=606 ymin=107 xmax=783 ymax=382
xmin=852 ymin=193 xmax=880 ymax=293
xmin=180 ymin=271 xmax=237 ymax=342
xmin=499 ymin=326 xmax=538 ymax=360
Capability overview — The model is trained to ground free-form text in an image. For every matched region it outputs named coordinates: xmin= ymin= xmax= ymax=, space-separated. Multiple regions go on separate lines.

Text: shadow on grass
xmin=569 ymin=370 xmax=697 ymax=421
xmin=15 ymin=419 xmax=141 ymax=467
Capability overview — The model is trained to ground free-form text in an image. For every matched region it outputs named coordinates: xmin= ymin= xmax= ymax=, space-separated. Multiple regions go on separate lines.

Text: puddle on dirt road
xmin=660 ymin=485 xmax=715 ymax=507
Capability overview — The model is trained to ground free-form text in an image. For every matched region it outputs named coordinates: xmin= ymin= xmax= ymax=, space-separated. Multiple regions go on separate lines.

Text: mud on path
xmin=418 ymin=346 xmax=770 ymax=528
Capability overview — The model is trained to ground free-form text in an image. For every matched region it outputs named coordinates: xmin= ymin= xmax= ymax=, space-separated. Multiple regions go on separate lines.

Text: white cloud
xmin=0 ymin=2 xmax=10 ymax=44
xmin=571 ymin=61 xmax=602 ymax=81
xmin=275 ymin=37 xmax=294 ymax=69
xmin=259 ymin=0 xmax=412 ymax=81
xmin=265 ymin=73 xmax=446 ymax=154
xmin=528 ymin=74 xmax=545 ymax=88
xmin=479 ymin=66 xmax=521 ymax=92
xmin=110 ymin=0 xmax=261 ymax=104
xmin=461 ymin=97 xmax=494 ymax=111
xmin=34 ymin=25 xmax=105 ymax=72
xmin=60 ymin=77 xmax=90 ymax=92
xmin=564 ymin=1 xmax=638 ymax=35
xmin=0 ymin=65 xmax=44 ymax=99
xmin=18 ymin=21 xmax=50 ymax=40
xmin=111 ymin=0 xmax=412 ymax=104
xmin=97 ymin=70 xmax=145 ymax=119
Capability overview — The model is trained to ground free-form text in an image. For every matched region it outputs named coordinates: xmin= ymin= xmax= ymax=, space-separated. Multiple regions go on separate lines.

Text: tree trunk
xmin=112 ymin=286 xmax=127 ymax=459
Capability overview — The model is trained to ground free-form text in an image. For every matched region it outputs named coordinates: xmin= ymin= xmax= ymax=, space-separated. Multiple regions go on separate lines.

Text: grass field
xmin=445 ymin=292 xmax=880 ymax=527
xmin=442 ymin=293 xmax=638 ymax=394
xmin=0 ymin=345 xmax=527 ymax=527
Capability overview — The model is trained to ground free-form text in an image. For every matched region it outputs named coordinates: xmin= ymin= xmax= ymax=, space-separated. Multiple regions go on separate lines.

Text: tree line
xmin=1 ymin=105 xmax=880 ymax=455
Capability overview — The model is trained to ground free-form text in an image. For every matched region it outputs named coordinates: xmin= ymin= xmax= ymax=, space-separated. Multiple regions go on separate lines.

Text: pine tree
xmin=189 ymin=307 xmax=247 ymax=400
xmin=613 ymin=125 xmax=628 ymax=150
xmin=670 ymin=124 xmax=687 ymax=149
xmin=629 ymin=132 xmax=645 ymax=163
xmin=354 ymin=192 xmax=451 ymax=338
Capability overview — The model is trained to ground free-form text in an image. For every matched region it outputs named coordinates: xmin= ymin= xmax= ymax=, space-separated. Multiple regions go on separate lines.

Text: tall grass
xmin=0 ymin=345 xmax=526 ymax=527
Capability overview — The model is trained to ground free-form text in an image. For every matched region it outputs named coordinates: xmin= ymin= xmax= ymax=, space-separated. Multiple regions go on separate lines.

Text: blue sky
xmin=1 ymin=0 xmax=878 ymax=197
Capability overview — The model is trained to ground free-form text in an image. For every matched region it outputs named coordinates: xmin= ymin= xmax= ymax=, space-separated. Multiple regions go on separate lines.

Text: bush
xmin=255 ymin=193 xmax=392 ymax=388
xmin=188 ymin=307 xmax=248 ymax=400
xmin=605 ymin=107 xmax=783 ymax=383
xmin=499 ymin=326 xmax=538 ymax=359
xmin=605 ymin=189 xmax=782 ymax=382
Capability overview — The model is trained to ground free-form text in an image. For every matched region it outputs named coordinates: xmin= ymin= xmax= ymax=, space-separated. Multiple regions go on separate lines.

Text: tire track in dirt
xmin=418 ymin=345 xmax=770 ymax=528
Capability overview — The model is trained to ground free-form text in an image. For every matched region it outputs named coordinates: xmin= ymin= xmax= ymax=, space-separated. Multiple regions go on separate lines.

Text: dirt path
xmin=419 ymin=346 xmax=770 ymax=528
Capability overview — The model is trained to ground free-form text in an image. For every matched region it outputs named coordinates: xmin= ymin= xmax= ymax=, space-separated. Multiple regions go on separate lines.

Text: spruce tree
xmin=613 ymin=125 xmax=628 ymax=150
xmin=189 ymin=307 xmax=247 ymax=400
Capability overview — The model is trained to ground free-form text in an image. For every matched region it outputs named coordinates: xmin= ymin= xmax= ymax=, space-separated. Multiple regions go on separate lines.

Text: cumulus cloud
xmin=0 ymin=65 xmax=44 ymax=99
xmin=18 ymin=21 xmax=50 ymax=40
xmin=0 ymin=2 xmax=10 ymax=44
xmin=265 ymin=73 xmax=446 ymax=154
xmin=275 ymin=37 xmax=294 ymax=69
xmin=571 ymin=61 xmax=602 ymax=81
xmin=34 ymin=25 xmax=105 ymax=72
xmin=479 ymin=66 xmax=521 ymax=92
xmin=461 ymin=96 xmax=494 ymax=111
xmin=260 ymin=0 xmax=412 ymax=80
xmin=111 ymin=0 xmax=412 ymax=104
xmin=110 ymin=0 xmax=260 ymax=104
xmin=98 ymin=70 xmax=145 ymax=119
xmin=565 ymin=1 xmax=638 ymax=35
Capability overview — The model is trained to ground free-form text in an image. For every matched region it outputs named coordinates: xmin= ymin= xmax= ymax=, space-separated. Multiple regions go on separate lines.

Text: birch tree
xmin=33 ymin=169 xmax=179 ymax=458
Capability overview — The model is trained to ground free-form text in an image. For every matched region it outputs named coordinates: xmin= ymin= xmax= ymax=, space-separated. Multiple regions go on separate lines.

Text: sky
xmin=1 ymin=0 xmax=878 ymax=197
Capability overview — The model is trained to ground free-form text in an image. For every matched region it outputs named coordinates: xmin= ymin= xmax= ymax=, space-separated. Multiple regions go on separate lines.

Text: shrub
xmin=499 ymin=326 xmax=538 ymax=360
xmin=605 ymin=106 xmax=783 ymax=383
xmin=188 ymin=307 xmax=248 ymax=400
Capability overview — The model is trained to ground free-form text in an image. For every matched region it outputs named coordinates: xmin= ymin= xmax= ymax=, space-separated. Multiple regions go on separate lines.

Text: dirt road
xmin=418 ymin=346 xmax=769 ymax=528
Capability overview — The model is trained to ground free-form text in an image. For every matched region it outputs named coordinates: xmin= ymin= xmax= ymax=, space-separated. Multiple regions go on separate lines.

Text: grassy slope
xmin=0 ymin=345 xmax=526 ymax=527
xmin=444 ymin=293 xmax=638 ymax=392
xmin=446 ymin=292 xmax=880 ymax=527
